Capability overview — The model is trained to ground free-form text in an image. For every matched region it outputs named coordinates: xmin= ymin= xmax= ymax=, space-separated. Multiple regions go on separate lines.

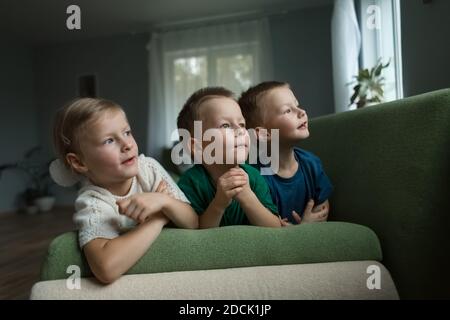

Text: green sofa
xmin=31 ymin=89 xmax=449 ymax=299
xmin=300 ymin=88 xmax=450 ymax=299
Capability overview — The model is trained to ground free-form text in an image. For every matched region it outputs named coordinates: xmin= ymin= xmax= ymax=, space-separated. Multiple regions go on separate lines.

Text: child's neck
xmin=276 ymin=145 xmax=298 ymax=178
xmin=204 ymin=163 xmax=239 ymax=184
xmin=100 ymin=177 xmax=134 ymax=197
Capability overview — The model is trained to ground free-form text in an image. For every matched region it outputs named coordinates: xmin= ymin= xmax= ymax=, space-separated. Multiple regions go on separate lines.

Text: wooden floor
xmin=0 ymin=207 xmax=75 ymax=300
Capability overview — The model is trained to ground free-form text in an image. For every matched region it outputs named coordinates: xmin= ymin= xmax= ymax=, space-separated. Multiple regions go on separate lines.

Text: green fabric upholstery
xmin=300 ymin=89 xmax=450 ymax=299
xmin=40 ymin=222 xmax=381 ymax=281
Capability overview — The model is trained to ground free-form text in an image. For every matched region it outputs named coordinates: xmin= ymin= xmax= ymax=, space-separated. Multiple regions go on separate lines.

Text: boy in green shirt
xmin=176 ymin=87 xmax=281 ymax=228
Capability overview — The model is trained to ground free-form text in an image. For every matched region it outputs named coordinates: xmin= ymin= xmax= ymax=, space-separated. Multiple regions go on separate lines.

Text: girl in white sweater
xmin=51 ymin=98 xmax=197 ymax=283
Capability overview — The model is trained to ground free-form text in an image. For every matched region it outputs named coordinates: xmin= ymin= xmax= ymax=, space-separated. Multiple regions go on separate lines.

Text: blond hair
xmin=53 ymin=98 xmax=123 ymax=167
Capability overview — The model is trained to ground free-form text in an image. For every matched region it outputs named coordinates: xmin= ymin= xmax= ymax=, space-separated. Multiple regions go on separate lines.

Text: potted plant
xmin=0 ymin=146 xmax=56 ymax=213
xmin=348 ymin=59 xmax=390 ymax=109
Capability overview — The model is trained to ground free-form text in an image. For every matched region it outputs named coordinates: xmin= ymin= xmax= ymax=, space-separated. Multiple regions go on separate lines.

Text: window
xmin=359 ymin=0 xmax=403 ymax=102
xmin=164 ymin=43 xmax=258 ymax=118
xmin=148 ymin=19 xmax=273 ymax=158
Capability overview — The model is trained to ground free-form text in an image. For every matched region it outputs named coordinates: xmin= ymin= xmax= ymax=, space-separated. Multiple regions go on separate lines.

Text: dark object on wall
xmin=78 ymin=74 xmax=97 ymax=98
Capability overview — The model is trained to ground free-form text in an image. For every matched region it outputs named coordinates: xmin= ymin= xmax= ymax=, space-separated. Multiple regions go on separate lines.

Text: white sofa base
xmin=30 ymin=261 xmax=398 ymax=300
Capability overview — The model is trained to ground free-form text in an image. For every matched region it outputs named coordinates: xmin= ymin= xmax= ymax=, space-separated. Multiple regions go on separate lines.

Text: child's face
xmin=197 ymin=97 xmax=249 ymax=165
xmin=261 ymin=86 xmax=309 ymax=144
xmin=77 ymin=109 xmax=139 ymax=188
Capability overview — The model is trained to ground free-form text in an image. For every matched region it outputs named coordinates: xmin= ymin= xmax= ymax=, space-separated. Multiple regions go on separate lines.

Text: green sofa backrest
xmin=301 ymin=89 xmax=450 ymax=299
xmin=41 ymin=222 xmax=381 ymax=281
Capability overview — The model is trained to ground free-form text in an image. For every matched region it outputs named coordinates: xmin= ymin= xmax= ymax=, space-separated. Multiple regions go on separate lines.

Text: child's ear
xmin=255 ymin=127 xmax=272 ymax=142
xmin=66 ymin=153 xmax=88 ymax=174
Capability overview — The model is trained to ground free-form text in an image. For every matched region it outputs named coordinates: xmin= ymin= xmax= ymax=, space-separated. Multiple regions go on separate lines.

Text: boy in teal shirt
xmin=176 ymin=87 xmax=280 ymax=228
xmin=239 ymin=81 xmax=333 ymax=225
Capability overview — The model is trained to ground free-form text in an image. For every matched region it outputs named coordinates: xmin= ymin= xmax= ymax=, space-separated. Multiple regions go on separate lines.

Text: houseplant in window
xmin=0 ymin=146 xmax=56 ymax=213
xmin=349 ymin=59 xmax=390 ymax=109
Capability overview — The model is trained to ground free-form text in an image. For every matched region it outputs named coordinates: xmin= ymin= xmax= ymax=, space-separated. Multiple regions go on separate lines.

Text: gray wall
xmin=34 ymin=33 xmax=149 ymax=155
xmin=401 ymin=0 xmax=450 ymax=97
xmin=31 ymin=33 xmax=149 ymax=207
xmin=270 ymin=5 xmax=335 ymax=118
xmin=0 ymin=45 xmax=39 ymax=212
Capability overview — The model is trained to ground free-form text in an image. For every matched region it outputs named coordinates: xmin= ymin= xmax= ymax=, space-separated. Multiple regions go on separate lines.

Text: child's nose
xmin=122 ymin=139 xmax=133 ymax=151
xmin=297 ymin=108 xmax=306 ymax=118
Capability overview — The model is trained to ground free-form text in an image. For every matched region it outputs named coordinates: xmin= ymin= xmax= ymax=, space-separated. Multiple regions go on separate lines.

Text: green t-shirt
xmin=178 ymin=164 xmax=279 ymax=226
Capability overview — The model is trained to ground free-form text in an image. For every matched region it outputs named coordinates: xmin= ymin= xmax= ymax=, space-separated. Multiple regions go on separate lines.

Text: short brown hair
xmin=238 ymin=81 xmax=289 ymax=129
xmin=53 ymin=98 xmax=123 ymax=167
xmin=177 ymin=87 xmax=235 ymax=135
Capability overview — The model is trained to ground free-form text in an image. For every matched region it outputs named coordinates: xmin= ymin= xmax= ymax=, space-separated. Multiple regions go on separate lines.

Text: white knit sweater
xmin=73 ymin=154 xmax=189 ymax=248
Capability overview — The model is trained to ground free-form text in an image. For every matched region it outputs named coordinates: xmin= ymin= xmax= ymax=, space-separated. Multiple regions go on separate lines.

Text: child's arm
xmin=233 ymin=168 xmax=281 ymax=228
xmin=83 ymin=213 xmax=168 ymax=284
xmin=237 ymin=190 xmax=281 ymax=227
xmin=117 ymin=193 xmax=198 ymax=229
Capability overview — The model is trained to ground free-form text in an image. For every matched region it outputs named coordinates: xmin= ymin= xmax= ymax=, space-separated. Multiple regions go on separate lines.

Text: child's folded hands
xmin=214 ymin=167 xmax=248 ymax=208
xmin=116 ymin=180 xmax=171 ymax=224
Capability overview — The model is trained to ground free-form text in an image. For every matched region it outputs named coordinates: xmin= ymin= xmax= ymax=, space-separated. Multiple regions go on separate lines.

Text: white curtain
xmin=331 ymin=0 xmax=361 ymax=113
xmin=147 ymin=19 xmax=273 ymax=160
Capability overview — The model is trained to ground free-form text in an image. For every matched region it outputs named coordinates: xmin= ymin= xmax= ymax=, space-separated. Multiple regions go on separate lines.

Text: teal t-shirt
xmin=178 ymin=164 xmax=279 ymax=226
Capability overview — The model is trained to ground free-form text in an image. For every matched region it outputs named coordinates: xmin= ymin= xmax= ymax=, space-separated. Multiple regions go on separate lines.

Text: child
xmin=176 ymin=87 xmax=281 ymax=228
xmin=51 ymin=98 xmax=197 ymax=283
xmin=239 ymin=81 xmax=333 ymax=225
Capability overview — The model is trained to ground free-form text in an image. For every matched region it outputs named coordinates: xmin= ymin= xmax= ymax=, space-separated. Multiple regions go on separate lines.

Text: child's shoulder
xmin=75 ymin=184 xmax=116 ymax=211
xmin=294 ymin=147 xmax=327 ymax=176
xmin=137 ymin=154 xmax=161 ymax=168
xmin=137 ymin=154 xmax=173 ymax=177
xmin=240 ymin=163 xmax=261 ymax=176
xmin=294 ymin=147 xmax=322 ymax=164
xmin=178 ymin=164 xmax=208 ymax=183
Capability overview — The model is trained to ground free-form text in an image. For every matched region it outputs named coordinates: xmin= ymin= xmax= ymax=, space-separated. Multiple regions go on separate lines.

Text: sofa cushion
xmin=40 ymin=222 xmax=382 ymax=281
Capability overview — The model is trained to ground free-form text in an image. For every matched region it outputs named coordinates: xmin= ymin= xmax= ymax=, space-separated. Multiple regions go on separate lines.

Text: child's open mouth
xmin=298 ymin=121 xmax=308 ymax=130
xmin=122 ymin=156 xmax=136 ymax=165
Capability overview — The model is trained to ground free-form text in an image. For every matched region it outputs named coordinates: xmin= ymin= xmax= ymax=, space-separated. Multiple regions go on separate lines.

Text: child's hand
xmin=155 ymin=180 xmax=175 ymax=197
xmin=295 ymin=199 xmax=329 ymax=224
xmin=214 ymin=168 xmax=247 ymax=208
xmin=116 ymin=193 xmax=169 ymax=224
xmin=232 ymin=168 xmax=253 ymax=202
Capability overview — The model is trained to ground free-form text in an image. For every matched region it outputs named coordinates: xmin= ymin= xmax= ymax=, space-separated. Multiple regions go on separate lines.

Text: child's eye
xmin=103 ymin=138 xmax=114 ymax=145
xmin=220 ymin=123 xmax=230 ymax=129
xmin=124 ymin=130 xmax=132 ymax=136
xmin=239 ymin=123 xmax=246 ymax=128
xmin=284 ymin=109 xmax=291 ymax=114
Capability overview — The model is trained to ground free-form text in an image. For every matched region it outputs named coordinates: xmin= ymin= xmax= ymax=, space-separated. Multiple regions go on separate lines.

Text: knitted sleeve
xmin=73 ymin=189 xmax=123 ymax=248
